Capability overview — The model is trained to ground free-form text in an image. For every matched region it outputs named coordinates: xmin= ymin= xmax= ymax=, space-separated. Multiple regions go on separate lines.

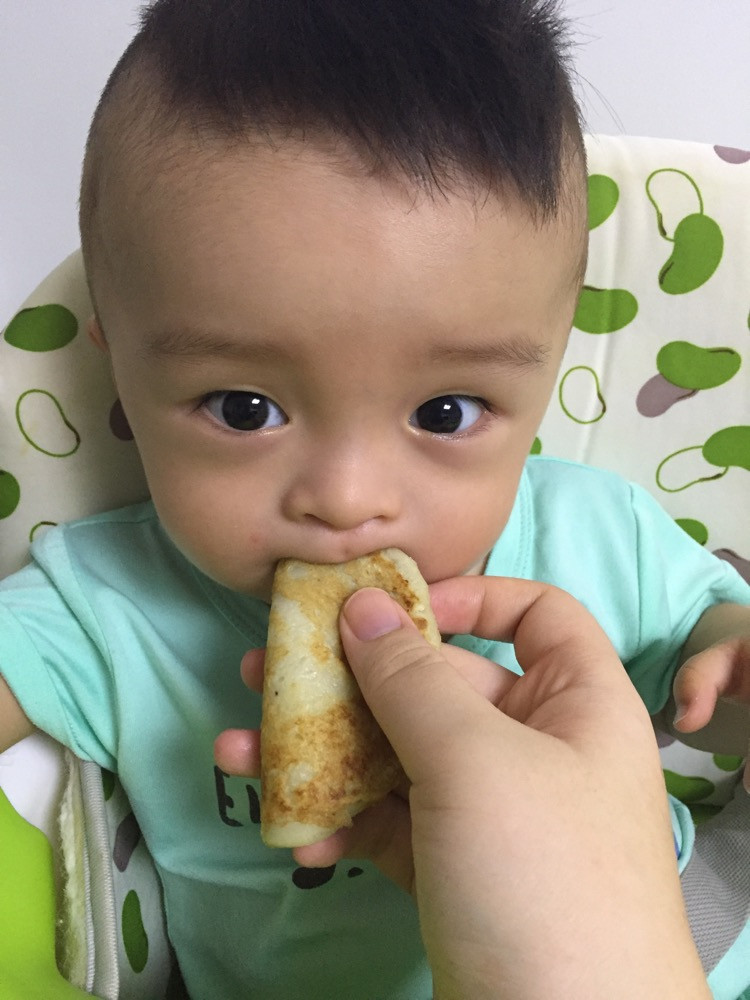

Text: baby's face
xmin=91 ymin=138 xmax=584 ymax=600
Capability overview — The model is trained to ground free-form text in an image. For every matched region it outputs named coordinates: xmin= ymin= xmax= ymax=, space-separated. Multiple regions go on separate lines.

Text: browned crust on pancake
xmin=261 ymin=700 xmax=403 ymax=832
xmin=260 ymin=549 xmax=439 ymax=846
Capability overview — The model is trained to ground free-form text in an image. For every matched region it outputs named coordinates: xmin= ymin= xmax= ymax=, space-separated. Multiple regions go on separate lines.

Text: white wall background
xmin=2 ymin=1 xmax=749 ymax=323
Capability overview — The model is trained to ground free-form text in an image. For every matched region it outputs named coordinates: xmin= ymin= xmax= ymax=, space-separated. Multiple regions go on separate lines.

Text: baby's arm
xmin=668 ymin=603 xmax=750 ymax=759
xmin=0 ymin=673 xmax=35 ymax=753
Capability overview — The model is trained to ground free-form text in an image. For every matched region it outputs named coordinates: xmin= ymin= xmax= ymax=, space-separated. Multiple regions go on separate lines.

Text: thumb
xmin=340 ymin=588 xmax=497 ymax=783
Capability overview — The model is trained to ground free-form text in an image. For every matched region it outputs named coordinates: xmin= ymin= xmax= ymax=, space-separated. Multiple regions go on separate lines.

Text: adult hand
xmin=216 ymin=577 xmax=709 ymax=1000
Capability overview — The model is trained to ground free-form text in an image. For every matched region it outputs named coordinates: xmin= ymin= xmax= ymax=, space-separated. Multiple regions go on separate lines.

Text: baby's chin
xmin=155 ymin=519 xmax=279 ymax=602
xmin=421 ymin=552 xmax=490 ymax=586
xmin=181 ymin=553 xmax=276 ymax=604
xmin=232 ymin=572 xmax=276 ymax=604
xmin=461 ymin=552 xmax=491 ymax=578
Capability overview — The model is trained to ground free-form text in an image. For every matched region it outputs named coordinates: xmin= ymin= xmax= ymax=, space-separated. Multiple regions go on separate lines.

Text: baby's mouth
xmin=277 ymin=542 xmax=415 ymax=570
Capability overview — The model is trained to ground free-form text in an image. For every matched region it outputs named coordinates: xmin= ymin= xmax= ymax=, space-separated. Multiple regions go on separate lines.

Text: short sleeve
xmin=625 ymin=482 xmax=750 ymax=714
xmin=0 ymin=542 xmax=119 ymax=771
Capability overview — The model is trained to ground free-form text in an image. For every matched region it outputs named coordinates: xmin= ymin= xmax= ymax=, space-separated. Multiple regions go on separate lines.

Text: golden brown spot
xmin=261 ymin=700 xmax=403 ymax=829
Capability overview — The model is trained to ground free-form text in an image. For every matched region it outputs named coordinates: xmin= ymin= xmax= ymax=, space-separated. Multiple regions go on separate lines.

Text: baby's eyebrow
xmin=428 ymin=337 xmax=550 ymax=371
xmin=139 ymin=327 xmax=549 ymax=372
xmin=138 ymin=328 xmax=288 ymax=363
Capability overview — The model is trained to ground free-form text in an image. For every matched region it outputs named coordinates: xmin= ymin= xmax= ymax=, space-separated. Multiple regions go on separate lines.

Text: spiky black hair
xmin=80 ymin=0 xmax=584 ymax=270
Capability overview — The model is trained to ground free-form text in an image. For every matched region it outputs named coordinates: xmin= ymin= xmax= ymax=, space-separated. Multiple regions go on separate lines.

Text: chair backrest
xmin=0 ymin=251 xmax=149 ymax=577
xmin=538 ymin=134 xmax=749 ymax=575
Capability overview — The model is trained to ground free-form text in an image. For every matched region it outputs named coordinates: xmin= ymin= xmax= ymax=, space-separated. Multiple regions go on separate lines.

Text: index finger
xmin=429 ymin=576 xmax=620 ymax=679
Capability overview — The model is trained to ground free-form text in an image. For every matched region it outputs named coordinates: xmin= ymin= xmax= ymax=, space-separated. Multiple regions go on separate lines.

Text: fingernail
xmin=672 ymin=703 xmax=688 ymax=728
xmin=343 ymin=589 xmax=402 ymax=641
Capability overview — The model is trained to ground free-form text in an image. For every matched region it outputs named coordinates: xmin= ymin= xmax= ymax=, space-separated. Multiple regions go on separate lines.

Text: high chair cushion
xmin=0 ymin=133 xmax=748 ymax=997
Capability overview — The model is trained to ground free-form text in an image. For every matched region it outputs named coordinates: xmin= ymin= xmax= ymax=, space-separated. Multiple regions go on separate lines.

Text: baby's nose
xmin=283 ymin=446 xmax=401 ymax=532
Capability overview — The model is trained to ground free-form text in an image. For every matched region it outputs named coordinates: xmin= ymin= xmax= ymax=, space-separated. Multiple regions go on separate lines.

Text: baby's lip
xmin=275 ymin=542 xmax=416 ymax=570
xmin=276 ymin=547 xmax=389 ymax=567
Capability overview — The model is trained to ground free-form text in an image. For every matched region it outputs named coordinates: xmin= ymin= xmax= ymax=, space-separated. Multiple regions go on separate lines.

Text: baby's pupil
xmin=222 ymin=392 xmax=269 ymax=430
xmin=415 ymin=396 xmax=463 ymax=434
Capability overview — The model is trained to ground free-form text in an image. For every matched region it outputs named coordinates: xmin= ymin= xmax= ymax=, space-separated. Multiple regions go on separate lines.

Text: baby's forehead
xmin=96 ymin=125 xmax=586 ymax=266
xmin=92 ymin=132 xmax=582 ymax=403
xmin=85 ymin=104 xmax=586 ymax=357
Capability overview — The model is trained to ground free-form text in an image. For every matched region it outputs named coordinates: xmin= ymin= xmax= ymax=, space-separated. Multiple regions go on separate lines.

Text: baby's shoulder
xmin=523 ymin=455 xmax=635 ymax=509
xmin=520 ymin=455 xmax=705 ymax=567
xmin=31 ymin=500 xmax=172 ymax=582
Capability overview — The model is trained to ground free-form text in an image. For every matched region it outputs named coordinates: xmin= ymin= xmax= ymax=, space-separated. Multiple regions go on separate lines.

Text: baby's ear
xmin=87 ymin=315 xmax=108 ymax=352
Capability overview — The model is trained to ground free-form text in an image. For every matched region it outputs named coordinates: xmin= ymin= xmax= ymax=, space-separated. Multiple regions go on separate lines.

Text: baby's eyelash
xmin=200 ymin=390 xmax=287 ymax=432
xmin=410 ymin=394 xmax=491 ymax=435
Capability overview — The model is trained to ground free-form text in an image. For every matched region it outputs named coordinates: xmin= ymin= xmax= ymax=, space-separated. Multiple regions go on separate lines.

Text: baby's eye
xmin=202 ymin=391 xmax=287 ymax=432
xmin=410 ymin=395 xmax=486 ymax=435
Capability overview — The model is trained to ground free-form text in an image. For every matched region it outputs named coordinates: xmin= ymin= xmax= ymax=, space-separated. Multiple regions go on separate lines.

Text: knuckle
xmin=383 ymin=636 xmax=439 ymax=676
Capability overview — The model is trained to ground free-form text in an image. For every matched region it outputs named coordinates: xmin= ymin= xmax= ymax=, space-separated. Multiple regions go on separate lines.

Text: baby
xmin=1 ymin=1 xmax=749 ymax=997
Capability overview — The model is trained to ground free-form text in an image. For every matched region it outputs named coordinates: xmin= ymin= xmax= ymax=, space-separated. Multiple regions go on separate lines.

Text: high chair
xmin=1 ymin=133 xmax=749 ymax=999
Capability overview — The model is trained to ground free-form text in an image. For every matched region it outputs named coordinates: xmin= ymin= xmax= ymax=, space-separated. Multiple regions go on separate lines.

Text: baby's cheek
xmin=415 ymin=517 xmax=502 ymax=585
xmin=245 ymin=529 xmax=267 ymax=551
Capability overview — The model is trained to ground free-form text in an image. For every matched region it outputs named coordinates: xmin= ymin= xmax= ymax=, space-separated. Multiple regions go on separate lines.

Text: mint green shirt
xmin=1 ymin=457 xmax=748 ymax=999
